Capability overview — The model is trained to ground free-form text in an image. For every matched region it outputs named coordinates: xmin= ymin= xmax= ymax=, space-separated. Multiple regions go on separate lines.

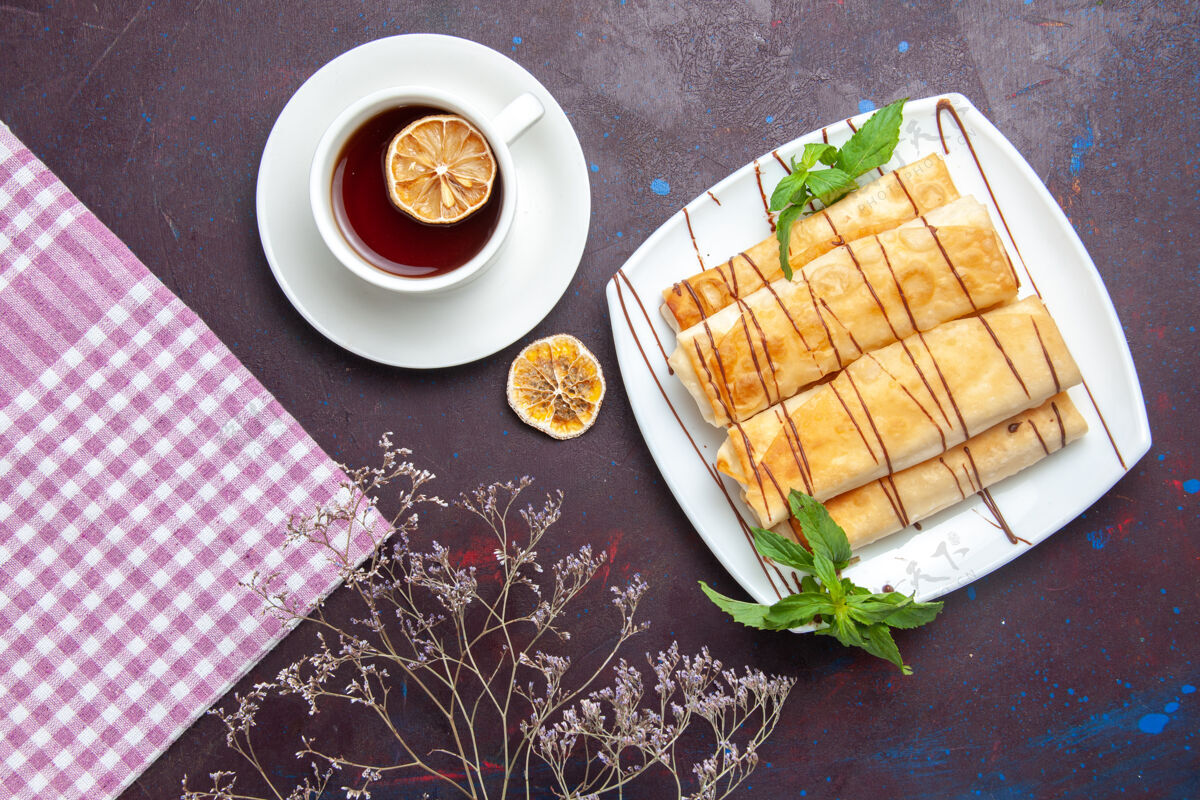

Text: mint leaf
xmin=762 ymin=591 xmax=834 ymax=629
xmin=770 ymin=100 xmax=907 ymax=281
xmin=752 ymin=527 xmax=815 ymax=573
xmin=859 ymin=623 xmax=911 ymax=675
xmin=798 ymin=142 xmax=839 ymax=171
xmin=803 ymin=167 xmax=859 ymax=207
xmin=769 ymin=169 xmax=809 ymax=212
xmin=699 ymin=582 xmax=770 ymax=629
xmin=775 ymin=204 xmax=805 ymax=281
xmin=845 ymin=579 xmax=872 ymax=596
xmin=787 ymin=490 xmax=852 ymax=569
xmin=835 ymin=97 xmax=907 ymax=177
xmin=811 ymin=551 xmax=842 ymax=603
xmin=820 ymin=607 xmax=866 ymax=650
xmin=844 ymin=594 xmax=903 ymax=625
xmin=788 ymin=184 xmax=815 ymax=211
xmin=872 ymin=594 xmax=944 ymax=629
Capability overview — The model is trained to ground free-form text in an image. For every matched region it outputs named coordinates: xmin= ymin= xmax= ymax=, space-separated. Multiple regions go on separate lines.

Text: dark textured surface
xmin=2 ymin=1 xmax=1198 ymax=798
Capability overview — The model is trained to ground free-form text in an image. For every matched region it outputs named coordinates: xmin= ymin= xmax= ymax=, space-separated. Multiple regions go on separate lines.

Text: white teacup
xmin=309 ymin=86 xmax=544 ymax=294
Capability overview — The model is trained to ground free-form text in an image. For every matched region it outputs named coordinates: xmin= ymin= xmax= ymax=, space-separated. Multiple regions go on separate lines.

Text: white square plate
xmin=606 ymin=93 xmax=1150 ymax=607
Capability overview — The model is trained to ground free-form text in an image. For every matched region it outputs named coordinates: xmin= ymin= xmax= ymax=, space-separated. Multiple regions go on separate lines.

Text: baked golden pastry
xmin=661 ymin=153 xmax=959 ymax=331
xmin=669 ymin=197 xmax=1017 ymax=426
xmin=777 ymin=394 xmax=1087 ymax=549
xmin=716 ymin=297 xmax=1081 ymax=528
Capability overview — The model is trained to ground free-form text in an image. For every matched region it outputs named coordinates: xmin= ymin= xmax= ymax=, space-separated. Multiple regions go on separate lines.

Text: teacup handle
xmin=493 ymin=93 xmax=545 ymax=145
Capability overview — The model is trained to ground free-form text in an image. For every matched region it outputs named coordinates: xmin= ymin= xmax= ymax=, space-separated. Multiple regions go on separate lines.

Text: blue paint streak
xmin=590 ymin=162 xmax=599 ymax=172
xmin=967 ymin=586 xmax=976 ymax=600
xmin=1138 ymin=713 xmax=1169 ymax=734
xmin=1183 ymin=478 xmax=1199 ymax=493
xmin=1086 ymin=528 xmax=1109 ymax=549
xmin=512 ymin=35 xmax=522 ymax=44
xmin=898 ymin=41 xmax=909 ymax=53
xmin=1069 ymin=115 xmax=1094 ymax=175
xmin=858 ymin=99 xmax=876 ymax=114
xmin=1183 ymin=685 xmax=1196 ymax=694
xmin=766 ymin=115 xmax=775 ymax=123
xmin=650 ymin=177 xmax=671 ymax=196
xmin=1165 ymin=702 xmax=1180 ymax=713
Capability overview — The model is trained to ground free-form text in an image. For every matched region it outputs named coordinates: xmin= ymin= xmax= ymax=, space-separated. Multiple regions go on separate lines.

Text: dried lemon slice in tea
xmin=385 ymin=114 xmax=497 ymax=224
xmin=507 ymin=335 xmax=606 ymax=440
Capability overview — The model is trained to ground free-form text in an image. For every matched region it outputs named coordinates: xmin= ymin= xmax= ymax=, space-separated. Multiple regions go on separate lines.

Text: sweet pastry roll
xmin=716 ymin=296 xmax=1082 ymax=528
xmin=776 ymin=394 xmax=1087 ymax=550
xmin=661 ymin=153 xmax=959 ymax=331
xmin=669 ymin=197 xmax=1017 ymax=426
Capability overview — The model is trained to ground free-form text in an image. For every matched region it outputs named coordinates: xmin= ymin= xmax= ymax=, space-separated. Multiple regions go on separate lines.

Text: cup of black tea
xmin=310 ymin=86 xmax=544 ymax=293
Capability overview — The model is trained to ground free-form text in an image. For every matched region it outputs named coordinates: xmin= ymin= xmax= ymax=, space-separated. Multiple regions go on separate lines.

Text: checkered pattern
xmin=0 ymin=122 xmax=381 ymax=799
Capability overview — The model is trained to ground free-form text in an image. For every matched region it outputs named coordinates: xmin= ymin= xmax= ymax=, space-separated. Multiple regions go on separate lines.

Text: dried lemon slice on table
xmin=385 ymin=114 xmax=497 ymax=224
xmin=507 ymin=335 xmax=606 ymax=439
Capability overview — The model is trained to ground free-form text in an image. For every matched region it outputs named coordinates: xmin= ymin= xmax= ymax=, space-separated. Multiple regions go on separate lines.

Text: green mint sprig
xmin=700 ymin=489 xmax=942 ymax=674
xmin=771 ymin=98 xmax=907 ymax=280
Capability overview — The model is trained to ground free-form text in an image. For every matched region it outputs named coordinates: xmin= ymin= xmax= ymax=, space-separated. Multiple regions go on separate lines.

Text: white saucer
xmin=255 ymin=34 xmax=590 ymax=368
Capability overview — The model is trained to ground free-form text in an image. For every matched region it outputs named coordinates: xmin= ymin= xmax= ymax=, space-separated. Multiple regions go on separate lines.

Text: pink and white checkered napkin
xmin=0 ymin=122 xmax=382 ymax=799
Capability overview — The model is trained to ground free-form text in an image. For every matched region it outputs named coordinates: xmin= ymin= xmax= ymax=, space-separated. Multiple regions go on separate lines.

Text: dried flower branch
xmin=183 ymin=436 xmax=794 ymax=800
